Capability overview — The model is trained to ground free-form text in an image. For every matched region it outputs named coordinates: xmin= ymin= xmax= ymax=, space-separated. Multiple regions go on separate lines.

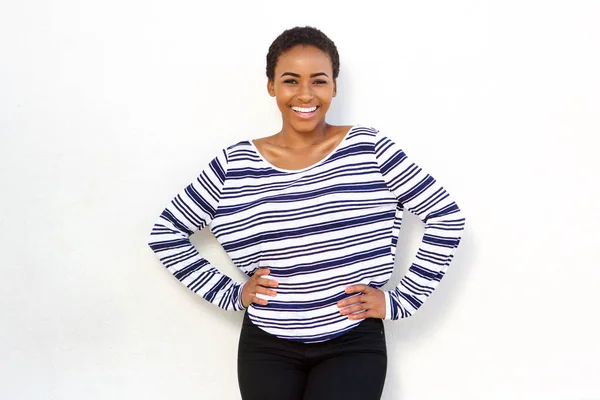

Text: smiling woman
xmin=147 ymin=26 xmax=466 ymax=400
xmin=257 ymin=39 xmax=348 ymax=171
xmin=268 ymin=45 xmax=336 ymax=129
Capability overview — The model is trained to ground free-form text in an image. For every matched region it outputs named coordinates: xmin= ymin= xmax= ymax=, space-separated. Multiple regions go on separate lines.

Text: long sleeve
xmin=147 ymin=150 xmax=245 ymax=311
xmin=375 ymin=133 xmax=466 ymax=320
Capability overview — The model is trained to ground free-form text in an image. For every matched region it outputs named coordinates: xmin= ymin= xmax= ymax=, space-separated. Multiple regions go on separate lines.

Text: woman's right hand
xmin=241 ymin=268 xmax=279 ymax=308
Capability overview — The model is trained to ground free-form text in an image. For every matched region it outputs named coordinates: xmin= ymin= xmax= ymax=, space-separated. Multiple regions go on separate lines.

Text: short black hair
xmin=266 ymin=26 xmax=340 ymax=82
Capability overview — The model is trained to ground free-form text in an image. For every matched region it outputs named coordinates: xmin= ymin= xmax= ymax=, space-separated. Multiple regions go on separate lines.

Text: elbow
xmin=449 ymin=202 xmax=467 ymax=233
xmin=147 ymin=222 xmax=162 ymax=254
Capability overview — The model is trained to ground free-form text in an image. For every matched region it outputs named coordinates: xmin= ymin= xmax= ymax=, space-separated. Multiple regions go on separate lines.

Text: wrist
xmin=383 ymin=291 xmax=392 ymax=320
xmin=237 ymin=282 xmax=248 ymax=310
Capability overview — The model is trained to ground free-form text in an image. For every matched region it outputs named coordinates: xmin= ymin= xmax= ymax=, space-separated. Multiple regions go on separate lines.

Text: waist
xmin=245 ymin=302 xmax=381 ymax=343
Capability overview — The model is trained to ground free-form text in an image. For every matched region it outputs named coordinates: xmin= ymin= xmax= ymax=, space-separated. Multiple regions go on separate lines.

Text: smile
xmin=291 ymin=106 xmax=318 ymax=113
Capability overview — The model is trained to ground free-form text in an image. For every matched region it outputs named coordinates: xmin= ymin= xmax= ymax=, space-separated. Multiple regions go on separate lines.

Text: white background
xmin=1 ymin=1 xmax=599 ymax=399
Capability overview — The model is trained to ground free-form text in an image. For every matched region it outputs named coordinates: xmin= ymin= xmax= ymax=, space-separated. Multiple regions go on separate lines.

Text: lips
xmin=291 ymin=105 xmax=319 ymax=119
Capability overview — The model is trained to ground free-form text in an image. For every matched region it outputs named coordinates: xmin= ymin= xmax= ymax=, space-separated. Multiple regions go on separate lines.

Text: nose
xmin=296 ymin=82 xmax=314 ymax=103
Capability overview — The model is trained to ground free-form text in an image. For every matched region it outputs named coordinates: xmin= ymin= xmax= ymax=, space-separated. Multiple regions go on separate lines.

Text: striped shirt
xmin=148 ymin=125 xmax=466 ymax=343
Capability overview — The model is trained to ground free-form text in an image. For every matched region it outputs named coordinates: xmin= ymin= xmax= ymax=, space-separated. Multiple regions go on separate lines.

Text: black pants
xmin=237 ymin=312 xmax=387 ymax=400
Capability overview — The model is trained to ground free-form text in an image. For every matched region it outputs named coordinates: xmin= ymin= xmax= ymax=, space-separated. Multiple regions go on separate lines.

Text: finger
xmin=348 ymin=310 xmax=369 ymax=320
xmin=258 ymin=277 xmax=279 ymax=288
xmin=251 ymin=294 xmax=268 ymax=306
xmin=339 ymin=303 xmax=368 ymax=316
xmin=345 ymin=284 xmax=368 ymax=294
xmin=253 ymin=268 xmax=271 ymax=278
xmin=337 ymin=294 xmax=366 ymax=308
xmin=254 ymin=285 xmax=277 ymax=297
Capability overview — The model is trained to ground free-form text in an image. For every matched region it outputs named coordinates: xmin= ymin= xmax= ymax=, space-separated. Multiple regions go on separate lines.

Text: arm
xmin=147 ymin=150 xmax=246 ymax=311
xmin=375 ymin=133 xmax=466 ymax=320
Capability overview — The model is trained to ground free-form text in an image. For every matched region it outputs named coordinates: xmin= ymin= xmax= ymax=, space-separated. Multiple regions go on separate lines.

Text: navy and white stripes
xmin=148 ymin=126 xmax=465 ymax=343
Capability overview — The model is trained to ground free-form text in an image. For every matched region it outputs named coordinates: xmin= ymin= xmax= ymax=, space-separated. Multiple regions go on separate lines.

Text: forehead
xmin=275 ymin=45 xmax=333 ymax=74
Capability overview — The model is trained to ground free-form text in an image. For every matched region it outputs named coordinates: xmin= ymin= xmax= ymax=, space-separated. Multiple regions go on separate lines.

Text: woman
xmin=148 ymin=26 xmax=466 ymax=400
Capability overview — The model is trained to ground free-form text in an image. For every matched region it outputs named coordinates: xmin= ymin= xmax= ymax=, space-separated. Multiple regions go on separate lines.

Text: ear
xmin=332 ymin=79 xmax=337 ymax=97
xmin=267 ymin=80 xmax=275 ymax=97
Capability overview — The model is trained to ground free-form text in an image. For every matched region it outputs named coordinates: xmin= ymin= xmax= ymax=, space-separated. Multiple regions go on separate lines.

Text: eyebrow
xmin=280 ymin=72 xmax=330 ymax=78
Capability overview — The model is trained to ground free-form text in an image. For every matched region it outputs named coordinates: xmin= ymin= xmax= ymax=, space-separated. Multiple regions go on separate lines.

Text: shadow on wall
xmin=325 ymin=74 xmax=352 ymax=127
xmin=382 ymin=212 xmax=474 ymax=399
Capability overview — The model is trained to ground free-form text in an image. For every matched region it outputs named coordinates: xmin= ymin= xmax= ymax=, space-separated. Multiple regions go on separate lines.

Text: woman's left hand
xmin=337 ymin=285 xmax=386 ymax=320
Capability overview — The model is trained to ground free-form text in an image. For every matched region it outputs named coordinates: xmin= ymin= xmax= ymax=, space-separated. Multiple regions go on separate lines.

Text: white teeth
xmin=292 ymin=106 xmax=317 ymax=113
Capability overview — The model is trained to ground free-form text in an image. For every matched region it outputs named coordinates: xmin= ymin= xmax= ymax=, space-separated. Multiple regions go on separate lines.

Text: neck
xmin=276 ymin=120 xmax=329 ymax=149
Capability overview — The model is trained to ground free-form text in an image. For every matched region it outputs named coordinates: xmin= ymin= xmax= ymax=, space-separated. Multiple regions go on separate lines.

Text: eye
xmin=283 ymin=79 xmax=297 ymax=84
xmin=313 ymin=80 xmax=327 ymax=85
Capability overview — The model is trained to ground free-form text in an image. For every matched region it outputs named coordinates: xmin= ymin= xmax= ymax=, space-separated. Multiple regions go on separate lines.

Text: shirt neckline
xmin=248 ymin=124 xmax=359 ymax=173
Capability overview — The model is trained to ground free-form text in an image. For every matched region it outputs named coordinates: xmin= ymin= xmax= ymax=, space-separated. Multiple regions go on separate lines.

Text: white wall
xmin=1 ymin=0 xmax=599 ymax=399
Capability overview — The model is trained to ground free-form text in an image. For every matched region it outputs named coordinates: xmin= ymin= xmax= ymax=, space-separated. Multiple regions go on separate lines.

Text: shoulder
xmin=346 ymin=126 xmax=404 ymax=160
xmin=196 ymin=140 xmax=255 ymax=177
xmin=208 ymin=139 xmax=254 ymax=163
xmin=350 ymin=125 xmax=400 ymax=145
xmin=214 ymin=139 xmax=266 ymax=174
xmin=344 ymin=124 xmax=385 ymax=144
xmin=348 ymin=124 xmax=379 ymax=136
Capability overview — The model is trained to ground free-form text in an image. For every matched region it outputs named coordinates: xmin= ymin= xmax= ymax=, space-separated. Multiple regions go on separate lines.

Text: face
xmin=267 ymin=45 xmax=337 ymax=133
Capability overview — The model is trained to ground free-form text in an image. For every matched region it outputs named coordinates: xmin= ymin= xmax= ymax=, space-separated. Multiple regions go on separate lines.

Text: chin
xmin=286 ymin=118 xmax=326 ymax=133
